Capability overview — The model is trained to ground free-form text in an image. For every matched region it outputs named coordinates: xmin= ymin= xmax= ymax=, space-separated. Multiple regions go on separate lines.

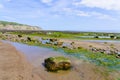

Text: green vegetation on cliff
xmin=0 ymin=21 xmax=41 ymax=30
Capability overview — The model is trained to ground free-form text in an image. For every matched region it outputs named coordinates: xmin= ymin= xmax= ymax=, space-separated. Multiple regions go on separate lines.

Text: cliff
xmin=0 ymin=21 xmax=41 ymax=30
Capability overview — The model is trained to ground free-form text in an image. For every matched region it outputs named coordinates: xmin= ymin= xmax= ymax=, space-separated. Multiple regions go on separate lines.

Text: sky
xmin=0 ymin=0 xmax=120 ymax=31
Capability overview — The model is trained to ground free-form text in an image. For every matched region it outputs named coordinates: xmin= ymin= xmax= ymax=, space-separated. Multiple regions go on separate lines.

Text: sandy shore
xmin=0 ymin=41 xmax=41 ymax=80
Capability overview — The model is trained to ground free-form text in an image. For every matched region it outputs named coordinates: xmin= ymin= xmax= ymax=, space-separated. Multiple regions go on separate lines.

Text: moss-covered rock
xmin=44 ymin=56 xmax=71 ymax=72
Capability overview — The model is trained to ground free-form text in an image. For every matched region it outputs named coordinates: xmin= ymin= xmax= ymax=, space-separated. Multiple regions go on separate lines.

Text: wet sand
xmin=0 ymin=41 xmax=41 ymax=80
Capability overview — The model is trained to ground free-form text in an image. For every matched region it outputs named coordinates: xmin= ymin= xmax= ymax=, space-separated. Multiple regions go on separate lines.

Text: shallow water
xmin=3 ymin=41 xmax=65 ymax=67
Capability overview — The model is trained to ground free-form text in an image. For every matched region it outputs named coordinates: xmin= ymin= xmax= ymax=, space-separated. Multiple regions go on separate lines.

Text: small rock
xmin=18 ymin=35 xmax=22 ymax=38
xmin=27 ymin=37 xmax=31 ymax=41
xmin=57 ymin=42 xmax=63 ymax=46
xmin=49 ymin=38 xmax=57 ymax=42
xmin=116 ymin=54 xmax=120 ymax=58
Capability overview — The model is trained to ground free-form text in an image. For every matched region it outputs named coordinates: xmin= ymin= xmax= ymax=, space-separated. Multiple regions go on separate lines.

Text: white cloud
xmin=62 ymin=8 xmax=89 ymax=16
xmin=77 ymin=11 xmax=115 ymax=20
xmin=74 ymin=0 xmax=120 ymax=11
xmin=90 ymin=12 xmax=115 ymax=20
xmin=76 ymin=12 xmax=90 ymax=17
xmin=63 ymin=8 xmax=73 ymax=13
xmin=62 ymin=7 xmax=114 ymax=20
xmin=41 ymin=0 xmax=53 ymax=4
xmin=75 ymin=10 xmax=90 ymax=17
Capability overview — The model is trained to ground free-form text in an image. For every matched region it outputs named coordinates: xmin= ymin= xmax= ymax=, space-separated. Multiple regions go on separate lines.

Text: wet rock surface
xmin=44 ymin=56 xmax=71 ymax=72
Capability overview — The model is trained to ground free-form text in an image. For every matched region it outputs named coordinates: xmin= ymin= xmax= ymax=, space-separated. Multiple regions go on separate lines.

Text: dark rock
xmin=27 ymin=37 xmax=31 ymax=41
xmin=116 ymin=37 xmax=120 ymax=39
xmin=91 ymin=47 xmax=97 ymax=52
xmin=94 ymin=36 xmax=99 ymax=38
xmin=116 ymin=54 xmax=120 ymax=58
xmin=99 ymin=49 xmax=105 ymax=53
xmin=70 ymin=42 xmax=75 ymax=45
xmin=78 ymin=46 xmax=83 ymax=49
xmin=18 ymin=35 xmax=22 ymax=38
xmin=62 ymin=46 xmax=67 ymax=48
xmin=49 ymin=38 xmax=57 ymax=42
xmin=110 ymin=36 xmax=115 ymax=39
xmin=44 ymin=56 xmax=71 ymax=72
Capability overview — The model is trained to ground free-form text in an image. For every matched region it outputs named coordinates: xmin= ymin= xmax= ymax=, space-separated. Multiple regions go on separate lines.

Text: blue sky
xmin=0 ymin=0 xmax=120 ymax=31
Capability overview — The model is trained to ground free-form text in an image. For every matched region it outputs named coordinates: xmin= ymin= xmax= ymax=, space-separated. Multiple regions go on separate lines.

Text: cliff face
xmin=0 ymin=21 xmax=41 ymax=30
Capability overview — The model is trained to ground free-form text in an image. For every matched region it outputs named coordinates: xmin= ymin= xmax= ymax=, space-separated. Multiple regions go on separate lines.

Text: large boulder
xmin=44 ymin=56 xmax=71 ymax=72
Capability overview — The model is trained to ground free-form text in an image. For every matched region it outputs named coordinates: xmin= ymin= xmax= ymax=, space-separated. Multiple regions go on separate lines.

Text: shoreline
xmin=0 ymin=41 xmax=41 ymax=80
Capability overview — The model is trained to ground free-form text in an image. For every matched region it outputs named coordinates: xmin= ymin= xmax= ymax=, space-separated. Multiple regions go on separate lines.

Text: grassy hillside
xmin=0 ymin=21 xmax=41 ymax=30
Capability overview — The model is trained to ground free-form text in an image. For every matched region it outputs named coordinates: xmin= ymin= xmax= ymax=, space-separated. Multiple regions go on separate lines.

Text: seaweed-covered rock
xmin=44 ymin=56 xmax=71 ymax=72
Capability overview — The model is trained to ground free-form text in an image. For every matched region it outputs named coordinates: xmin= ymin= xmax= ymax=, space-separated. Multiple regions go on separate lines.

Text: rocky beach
xmin=0 ymin=40 xmax=119 ymax=80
